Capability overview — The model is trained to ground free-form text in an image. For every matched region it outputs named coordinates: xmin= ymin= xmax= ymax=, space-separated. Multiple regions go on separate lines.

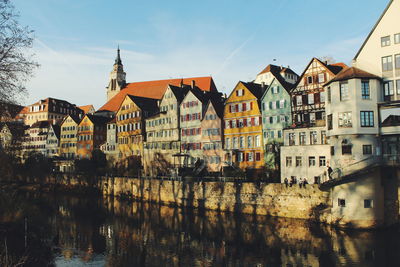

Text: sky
xmin=13 ymin=0 xmax=388 ymax=109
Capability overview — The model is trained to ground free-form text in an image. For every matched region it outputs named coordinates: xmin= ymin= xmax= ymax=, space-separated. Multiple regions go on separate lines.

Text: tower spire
xmin=115 ymin=45 xmax=122 ymax=65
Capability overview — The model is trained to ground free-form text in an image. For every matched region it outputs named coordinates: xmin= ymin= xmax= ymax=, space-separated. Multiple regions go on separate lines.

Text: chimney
xmin=191 ymin=80 xmax=195 ymax=89
xmin=180 ymin=79 xmax=184 ymax=88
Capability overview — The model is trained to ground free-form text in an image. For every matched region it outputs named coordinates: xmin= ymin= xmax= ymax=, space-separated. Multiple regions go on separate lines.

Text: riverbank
xmin=2 ymin=169 xmax=399 ymax=229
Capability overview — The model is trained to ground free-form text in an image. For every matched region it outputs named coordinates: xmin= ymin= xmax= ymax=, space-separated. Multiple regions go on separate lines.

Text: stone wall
xmin=98 ymin=177 xmax=331 ymax=220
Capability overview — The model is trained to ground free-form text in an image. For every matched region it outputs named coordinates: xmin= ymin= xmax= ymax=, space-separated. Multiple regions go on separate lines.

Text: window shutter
xmin=250 ymin=102 xmax=253 ymax=110
xmin=236 ymin=104 xmax=239 ymax=112
xmin=251 ymin=118 xmax=255 ymax=126
xmin=246 ymin=153 xmax=249 ymax=161
xmin=243 ymin=119 xmax=247 ymax=127
xmin=229 ymin=120 xmax=232 ymax=128
xmin=259 ymin=117 xmax=262 ymax=125
xmin=229 ymin=105 xmax=232 ymax=113
xmin=242 ymin=103 xmax=246 ymax=111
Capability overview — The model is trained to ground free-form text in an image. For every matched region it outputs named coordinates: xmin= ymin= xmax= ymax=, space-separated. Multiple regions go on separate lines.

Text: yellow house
xmin=224 ymin=81 xmax=265 ymax=169
xmin=60 ymin=115 xmax=81 ymax=159
xmin=116 ymin=95 xmax=158 ymax=164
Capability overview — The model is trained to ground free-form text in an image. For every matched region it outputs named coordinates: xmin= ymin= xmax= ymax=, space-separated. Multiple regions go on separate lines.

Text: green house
xmin=260 ymin=76 xmax=295 ymax=169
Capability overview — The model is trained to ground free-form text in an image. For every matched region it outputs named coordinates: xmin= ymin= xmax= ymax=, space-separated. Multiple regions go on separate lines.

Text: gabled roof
xmin=354 ymin=0 xmax=394 ymax=60
xmin=257 ymin=64 xmax=297 ymax=92
xmin=0 ymin=121 xmax=27 ymax=136
xmin=241 ymin=81 xmax=265 ymax=99
xmin=78 ymin=105 xmax=95 ymax=114
xmin=99 ymin=76 xmax=217 ymax=112
xmin=324 ymin=67 xmax=381 ymax=86
xmin=61 ymin=114 xmax=81 ymax=126
xmin=49 ymin=124 xmax=61 ymax=139
xmin=124 ymin=95 xmax=159 ymax=114
xmin=203 ymin=97 xmax=225 ymax=119
xmin=84 ymin=114 xmax=113 ymax=126
xmin=30 ymin=120 xmax=52 ymax=129
xmin=167 ymin=84 xmax=191 ymax=103
xmin=292 ymin=58 xmax=347 ymax=91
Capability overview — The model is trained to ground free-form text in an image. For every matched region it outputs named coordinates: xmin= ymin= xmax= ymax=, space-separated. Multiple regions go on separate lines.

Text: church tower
xmin=106 ymin=47 xmax=126 ymax=101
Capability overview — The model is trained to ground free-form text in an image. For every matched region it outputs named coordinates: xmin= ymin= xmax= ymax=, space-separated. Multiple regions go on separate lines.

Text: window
xmin=318 ymin=73 xmax=325 ymax=83
xmin=364 ymin=199 xmax=373 ymax=208
xmin=327 ymin=87 xmax=331 ymax=102
xmin=289 ymin=133 xmax=295 ymax=146
xmin=310 ymin=131 xmax=317 ymax=145
xmin=321 ymin=131 xmax=327 ymax=144
xmin=338 ymin=112 xmax=352 ymax=128
xmin=382 ymin=56 xmax=393 ymax=71
xmin=286 ymin=157 xmax=292 ymax=167
xmin=296 ymin=156 xmax=302 ymax=167
xmin=237 ymin=152 xmax=243 ymax=162
xmin=397 ymin=80 xmax=400 ymax=95
xmin=307 ymin=76 xmax=313 ymax=84
xmin=236 ymin=89 xmax=244 ymax=96
xmin=361 ymin=80 xmax=370 ymax=99
xmin=381 ymin=36 xmax=390 ymax=47
xmin=296 ymin=95 xmax=302 ymax=106
xmin=319 ymin=156 xmax=326 ymax=167
xmin=299 ymin=132 xmax=306 ymax=145
xmin=338 ymin=199 xmax=346 ymax=207
xmin=308 ymin=93 xmax=314 ymax=104
xmin=361 ymin=144 xmax=373 ymax=155
xmin=395 ymin=54 xmax=400 ymax=69
xmin=340 ymin=82 xmax=349 ymax=101
xmin=255 ymin=135 xmax=261 ymax=147
xmin=239 ymin=137 xmax=244 ymax=148
xmin=255 ymin=152 xmax=261 ymax=161
xmin=331 ymin=146 xmax=335 ymax=156
xmin=309 ymin=156 xmax=316 ymax=166
xmin=342 ymin=145 xmax=352 ymax=155
xmin=247 ymin=136 xmax=253 ymax=148
xmin=233 ymin=137 xmax=238 ymax=149
xmin=395 ymin=33 xmax=400 ymax=44
xmin=384 ymin=81 xmax=394 ymax=96
xmin=328 ymin=114 xmax=333 ymax=130
xmin=360 ymin=111 xmax=374 ymax=127
xmin=248 ymin=152 xmax=254 ymax=162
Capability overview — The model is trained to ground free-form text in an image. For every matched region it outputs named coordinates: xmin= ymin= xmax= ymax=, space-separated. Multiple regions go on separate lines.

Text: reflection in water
xmin=1 ymin=192 xmax=399 ymax=266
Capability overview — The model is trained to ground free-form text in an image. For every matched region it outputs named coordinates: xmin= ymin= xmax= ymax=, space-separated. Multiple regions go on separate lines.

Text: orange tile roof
xmin=99 ymin=76 xmax=217 ymax=112
xmin=78 ymin=105 xmax=94 ymax=114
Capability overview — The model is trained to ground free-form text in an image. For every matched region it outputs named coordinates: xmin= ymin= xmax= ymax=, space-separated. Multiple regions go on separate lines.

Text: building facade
xmin=23 ymin=97 xmax=83 ymax=126
xmin=291 ymin=58 xmax=345 ymax=128
xmin=100 ymin=118 xmax=118 ymax=163
xmin=143 ymin=84 xmax=189 ymax=175
xmin=46 ymin=124 xmax=60 ymax=158
xmin=60 ymin=115 xmax=80 ymax=159
xmin=116 ymin=95 xmax=158 ymax=164
xmin=21 ymin=121 xmax=51 ymax=157
xmin=201 ymin=99 xmax=225 ymax=173
xmin=261 ymin=77 xmax=294 ymax=169
xmin=77 ymin=115 xmax=109 ymax=159
xmin=224 ymin=82 xmax=265 ymax=170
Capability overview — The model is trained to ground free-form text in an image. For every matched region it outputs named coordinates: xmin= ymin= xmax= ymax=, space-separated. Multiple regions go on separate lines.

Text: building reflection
xmin=44 ymin=195 xmax=399 ymax=267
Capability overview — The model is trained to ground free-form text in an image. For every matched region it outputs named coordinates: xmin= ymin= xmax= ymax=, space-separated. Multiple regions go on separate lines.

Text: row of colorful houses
xmin=1 ymin=0 xmax=399 ymax=181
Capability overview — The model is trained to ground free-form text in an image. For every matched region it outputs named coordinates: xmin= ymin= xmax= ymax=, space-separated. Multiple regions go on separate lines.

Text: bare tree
xmin=0 ymin=0 xmax=38 ymax=103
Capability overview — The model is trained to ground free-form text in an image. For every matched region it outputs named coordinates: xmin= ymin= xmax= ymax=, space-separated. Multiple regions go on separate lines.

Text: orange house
xmin=77 ymin=115 xmax=111 ymax=159
xmin=224 ymin=81 xmax=265 ymax=169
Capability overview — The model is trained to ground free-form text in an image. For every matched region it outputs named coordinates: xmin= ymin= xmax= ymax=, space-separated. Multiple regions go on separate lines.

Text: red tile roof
xmin=78 ymin=105 xmax=94 ymax=114
xmin=99 ymin=76 xmax=217 ymax=112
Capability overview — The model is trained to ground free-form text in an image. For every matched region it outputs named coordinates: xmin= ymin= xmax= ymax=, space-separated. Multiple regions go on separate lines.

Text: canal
xmin=0 ymin=190 xmax=399 ymax=266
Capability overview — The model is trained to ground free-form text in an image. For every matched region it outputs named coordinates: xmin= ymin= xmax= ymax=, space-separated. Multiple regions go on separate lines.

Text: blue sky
xmin=14 ymin=0 xmax=387 ymax=109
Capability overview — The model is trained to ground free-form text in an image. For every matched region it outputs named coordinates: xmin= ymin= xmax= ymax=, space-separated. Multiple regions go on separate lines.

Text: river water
xmin=0 ymin=191 xmax=399 ymax=267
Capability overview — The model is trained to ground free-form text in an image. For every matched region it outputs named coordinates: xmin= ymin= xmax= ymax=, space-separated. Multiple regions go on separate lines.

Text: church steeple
xmin=115 ymin=45 xmax=122 ymax=65
xmin=106 ymin=46 xmax=127 ymax=101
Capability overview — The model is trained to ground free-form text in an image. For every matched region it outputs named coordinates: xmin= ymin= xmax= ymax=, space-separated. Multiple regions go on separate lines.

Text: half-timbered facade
xmin=291 ymin=58 xmax=346 ymax=128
